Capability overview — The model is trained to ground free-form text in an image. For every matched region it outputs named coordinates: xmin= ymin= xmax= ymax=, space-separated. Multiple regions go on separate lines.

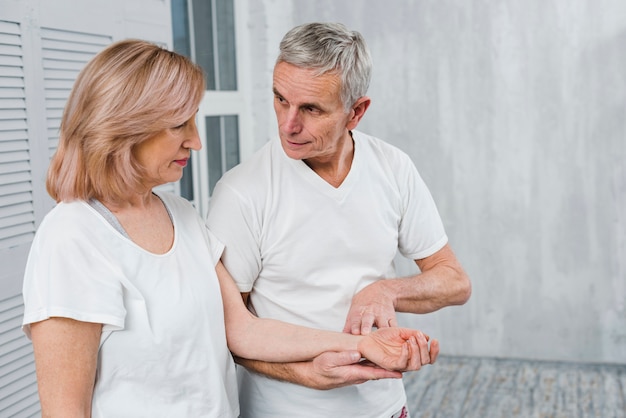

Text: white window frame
xmin=182 ymin=0 xmax=252 ymax=218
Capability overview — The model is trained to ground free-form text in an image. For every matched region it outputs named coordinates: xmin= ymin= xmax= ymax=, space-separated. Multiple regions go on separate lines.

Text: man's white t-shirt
xmin=207 ymin=130 xmax=448 ymax=417
xmin=23 ymin=192 xmax=239 ymax=418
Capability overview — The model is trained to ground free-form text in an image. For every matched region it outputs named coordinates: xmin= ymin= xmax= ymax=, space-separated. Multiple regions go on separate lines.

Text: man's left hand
xmin=343 ymin=281 xmax=397 ymax=335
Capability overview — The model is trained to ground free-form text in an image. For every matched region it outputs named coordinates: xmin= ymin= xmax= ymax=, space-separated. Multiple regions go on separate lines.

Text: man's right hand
xmin=235 ymin=351 xmax=403 ymax=391
xmin=303 ymin=350 xmax=403 ymax=390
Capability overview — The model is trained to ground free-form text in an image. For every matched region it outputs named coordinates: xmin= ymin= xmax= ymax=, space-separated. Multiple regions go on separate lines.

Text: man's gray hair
xmin=277 ymin=22 xmax=372 ymax=112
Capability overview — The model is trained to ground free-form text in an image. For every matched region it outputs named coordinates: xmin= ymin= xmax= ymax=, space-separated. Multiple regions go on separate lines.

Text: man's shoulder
xmin=353 ymin=130 xmax=413 ymax=165
xmin=212 ymin=139 xmax=279 ymax=203
xmin=220 ymin=140 xmax=273 ymax=182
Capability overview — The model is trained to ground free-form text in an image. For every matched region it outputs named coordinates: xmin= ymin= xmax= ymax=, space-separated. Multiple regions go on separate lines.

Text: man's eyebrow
xmin=300 ymin=102 xmax=321 ymax=110
xmin=272 ymin=87 xmax=322 ymax=110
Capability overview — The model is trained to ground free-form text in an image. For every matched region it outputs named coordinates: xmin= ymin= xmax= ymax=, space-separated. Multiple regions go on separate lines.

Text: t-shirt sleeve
xmin=206 ymin=181 xmax=261 ymax=293
xmin=22 ymin=213 xmax=126 ymax=338
xmin=397 ymin=155 xmax=448 ymax=260
xmin=205 ymin=227 xmax=225 ymax=267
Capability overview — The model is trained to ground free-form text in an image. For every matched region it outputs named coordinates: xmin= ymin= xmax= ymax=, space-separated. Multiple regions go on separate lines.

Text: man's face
xmin=272 ymin=62 xmax=353 ymax=163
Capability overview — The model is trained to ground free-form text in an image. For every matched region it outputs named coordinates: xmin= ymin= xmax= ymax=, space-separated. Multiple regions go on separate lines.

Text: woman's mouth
xmin=174 ymin=158 xmax=188 ymax=167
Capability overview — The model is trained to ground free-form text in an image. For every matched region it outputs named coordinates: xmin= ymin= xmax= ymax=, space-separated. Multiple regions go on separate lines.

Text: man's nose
xmin=282 ymin=108 xmax=302 ymax=134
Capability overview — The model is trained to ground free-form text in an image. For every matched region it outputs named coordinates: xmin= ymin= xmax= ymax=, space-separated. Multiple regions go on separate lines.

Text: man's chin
xmin=280 ymin=141 xmax=310 ymax=160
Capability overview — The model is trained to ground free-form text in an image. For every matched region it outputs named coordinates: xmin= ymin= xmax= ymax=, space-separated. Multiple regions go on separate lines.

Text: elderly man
xmin=207 ymin=22 xmax=471 ymax=418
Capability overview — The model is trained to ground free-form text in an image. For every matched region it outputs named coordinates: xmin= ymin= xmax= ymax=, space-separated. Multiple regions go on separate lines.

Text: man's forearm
xmin=343 ymin=244 xmax=471 ymax=335
xmin=234 ymin=351 xmax=404 ymax=391
xmin=395 ymin=245 xmax=471 ymax=313
xmin=234 ymin=357 xmax=318 ymax=388
xmin=388 ymin=268 xmax=470 ymax=314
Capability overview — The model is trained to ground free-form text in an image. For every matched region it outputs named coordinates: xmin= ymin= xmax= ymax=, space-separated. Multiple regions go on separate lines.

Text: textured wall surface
xmin=241 ymin=0 xmax=626 ymax=364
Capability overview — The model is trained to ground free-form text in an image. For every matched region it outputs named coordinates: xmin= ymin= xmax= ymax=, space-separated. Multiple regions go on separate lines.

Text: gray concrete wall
xmin=241 ymin=0 xmax=626 ymax=364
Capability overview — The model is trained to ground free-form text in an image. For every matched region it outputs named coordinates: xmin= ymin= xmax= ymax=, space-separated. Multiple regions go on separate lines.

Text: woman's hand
xmin=356 ymin=327 xmax=439 ymax=371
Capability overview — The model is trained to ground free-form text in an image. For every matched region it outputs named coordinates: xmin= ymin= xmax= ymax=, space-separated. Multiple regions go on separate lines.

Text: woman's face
xmin=134 ymin=114 xmax=201 ymax=190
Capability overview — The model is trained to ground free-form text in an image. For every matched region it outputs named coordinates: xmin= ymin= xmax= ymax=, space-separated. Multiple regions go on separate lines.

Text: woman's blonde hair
xmin=46 ymin=39 xmax=205 ymax=203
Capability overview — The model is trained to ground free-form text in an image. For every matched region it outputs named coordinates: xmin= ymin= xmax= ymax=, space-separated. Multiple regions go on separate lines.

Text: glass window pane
xmin=223 ymin=115 xmax=239 ymax=170
xmin=192 ymin=0 xmax=236 ymax=91
xmin=179 ymin=160 xmax=194 ymax=201
xmin=171 ymin=0 xmax=193 ymax=201
xmin=205 ymin=116 xmax=223 ymax=194
xmin=192 ymin=0 xmax=216 ymax=90
xmin=205 ymin=115 xmax=240 ymax=195
xmin=215 ymin=0 xmax=237 ymax=90
xmin=171 ymin=0 xmax=191 ymax=58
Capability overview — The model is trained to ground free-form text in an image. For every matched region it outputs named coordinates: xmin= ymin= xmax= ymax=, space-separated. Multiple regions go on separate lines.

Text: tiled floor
xmin=403 ymin=355 xmax=626 ymax=418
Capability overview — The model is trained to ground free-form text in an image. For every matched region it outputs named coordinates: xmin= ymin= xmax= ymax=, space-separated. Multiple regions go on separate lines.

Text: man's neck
xmin=304 ymin=132 xmax=354 ymax=188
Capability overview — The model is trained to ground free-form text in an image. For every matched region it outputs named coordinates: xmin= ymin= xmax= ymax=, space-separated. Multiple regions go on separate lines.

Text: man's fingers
xmin=355 ymin=364 xmax=402 ymax=380
xmin=344 ymin=311 xmax=367 ymax=335
xmin=317 ymin=350 xmax=362 ymax=368
xmin=358 ymin=313 xmax=397 ymax=335
xmin=359 ymin=312 xmax=376 ymax=335
xmin=346 ymin=311 xmax=376 ymax=335
xmin=343 ymin=313 xmax=357 ymax=333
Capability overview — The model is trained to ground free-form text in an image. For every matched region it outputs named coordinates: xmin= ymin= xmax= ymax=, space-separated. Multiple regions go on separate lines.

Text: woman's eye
xmin=173 ymin=121 xmax=187 ymax=130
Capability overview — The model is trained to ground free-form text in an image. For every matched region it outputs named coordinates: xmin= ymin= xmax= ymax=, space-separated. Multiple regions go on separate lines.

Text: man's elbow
xmin=452 ymin=270 xmax=472 ymax=305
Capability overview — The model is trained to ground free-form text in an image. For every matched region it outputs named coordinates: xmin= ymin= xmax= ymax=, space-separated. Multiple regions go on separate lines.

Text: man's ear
xmin=346 ymin=96 xmax=371 ymax=130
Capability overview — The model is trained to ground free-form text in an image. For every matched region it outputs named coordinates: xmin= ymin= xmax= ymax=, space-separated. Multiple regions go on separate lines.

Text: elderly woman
xmin=21 ymin=39 xmax=438 ymax=417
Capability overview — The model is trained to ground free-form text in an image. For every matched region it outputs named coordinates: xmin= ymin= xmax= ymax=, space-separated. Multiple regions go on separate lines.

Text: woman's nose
xmin=185 ymin=128 xmax=202 ymax=150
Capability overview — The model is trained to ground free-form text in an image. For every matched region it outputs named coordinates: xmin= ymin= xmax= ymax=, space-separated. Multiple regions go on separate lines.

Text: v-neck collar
xmin=282 ymin=132 xmax=361 ymax=202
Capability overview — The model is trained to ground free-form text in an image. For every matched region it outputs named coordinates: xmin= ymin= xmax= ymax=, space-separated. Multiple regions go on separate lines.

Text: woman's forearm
xmin=216 ymin=260 xmax=362 ymax=361
xmin=217 ymin=261 xmax=433 ymax=370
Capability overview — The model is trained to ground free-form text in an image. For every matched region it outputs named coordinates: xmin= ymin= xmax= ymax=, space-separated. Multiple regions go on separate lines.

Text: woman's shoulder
xmin=38 ymin=200 xmax=95 ymax=232
xmin=29 ymin=200 xmax=111 ymax=257
xmin=153 ymin=191 xmax=205 ymax=229
xmin=154 ymin=191 xmax=195 ymax=213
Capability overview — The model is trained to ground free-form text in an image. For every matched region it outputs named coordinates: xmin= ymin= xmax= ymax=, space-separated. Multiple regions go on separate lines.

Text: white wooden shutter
xmin=0 ymin=1 xmax=174 ymax=415
xmin=0 ymin=295 xmax=39 ymax=417
xmin=41 ymin=29 xmax=112 ymax=158
xmin=0 ymin=16 xmax=40 ymax=417
xmin=0 ymin=19 xmax=35 ymax=257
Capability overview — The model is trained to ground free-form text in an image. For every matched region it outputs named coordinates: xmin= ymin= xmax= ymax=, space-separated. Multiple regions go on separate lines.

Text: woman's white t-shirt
xmin=22 ymin=192 xmax=238 ymax=418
